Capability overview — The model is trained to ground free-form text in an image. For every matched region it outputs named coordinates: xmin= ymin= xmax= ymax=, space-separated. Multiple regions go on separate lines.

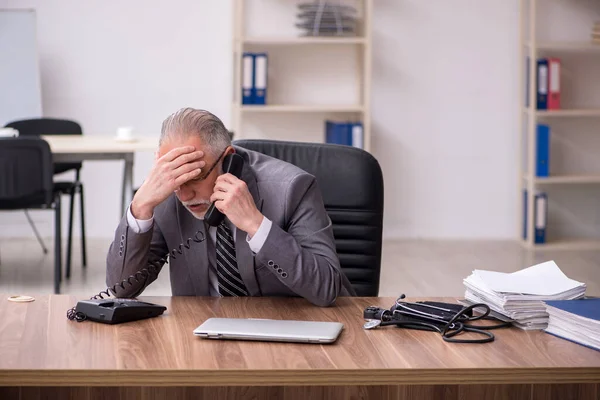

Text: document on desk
xmin=463 ymin=261 xmax=586 ymax=330
xmin=473 ymin=261 xmax=585 ymax=296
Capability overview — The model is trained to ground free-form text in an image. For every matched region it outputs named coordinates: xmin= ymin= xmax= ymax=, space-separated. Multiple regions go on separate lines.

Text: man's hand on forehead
xmin=158 ymin=146 xmax=203 ymax=162
xmin=131 ymin=146 xmax=206 ymax=220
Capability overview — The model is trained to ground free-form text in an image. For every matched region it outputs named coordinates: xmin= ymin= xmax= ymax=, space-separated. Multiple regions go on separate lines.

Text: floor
xmin=1 ymin=238 xmax=598 ymax=298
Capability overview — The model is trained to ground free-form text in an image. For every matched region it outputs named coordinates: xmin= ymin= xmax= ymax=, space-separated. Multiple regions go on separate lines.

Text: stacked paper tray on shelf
xmin=463 ymin=261 xmax=586 ymax=330
xmin=296 ymin=2 xmax=358 ymax=37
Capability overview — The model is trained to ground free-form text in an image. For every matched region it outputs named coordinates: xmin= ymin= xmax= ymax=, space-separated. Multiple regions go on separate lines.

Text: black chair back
xmin=5 ymin=118 xmax=83 ymax=174
xmin=0 ymin=137 xmax=54 ymax=209
xmin=234 ymin=139 xmax=384 ymax=296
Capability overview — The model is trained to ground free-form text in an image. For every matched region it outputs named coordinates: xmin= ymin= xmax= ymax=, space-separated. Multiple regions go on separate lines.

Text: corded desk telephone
xmin=67 ymin=153 xmax=244 ymax=324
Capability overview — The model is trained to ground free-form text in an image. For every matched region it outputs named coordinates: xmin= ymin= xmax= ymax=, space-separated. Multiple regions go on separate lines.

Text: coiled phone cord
xmin=66 ymin=230 xmax=206 ymax=321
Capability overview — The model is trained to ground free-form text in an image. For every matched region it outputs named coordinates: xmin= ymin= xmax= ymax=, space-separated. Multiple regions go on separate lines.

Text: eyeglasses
xmin=188 ymin=148 xmax=228 ymax=182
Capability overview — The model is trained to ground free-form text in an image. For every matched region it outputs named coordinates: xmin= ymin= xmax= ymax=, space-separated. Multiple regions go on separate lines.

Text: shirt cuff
xmin=126 ymin=204 xmax=154 ymax=234
xmin=247 ymin=216 xmax=272 ymax=254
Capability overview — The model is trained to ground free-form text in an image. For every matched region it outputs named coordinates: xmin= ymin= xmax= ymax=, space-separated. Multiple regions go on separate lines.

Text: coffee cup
xmin=116 ymin=126 xmax=134 ymax=141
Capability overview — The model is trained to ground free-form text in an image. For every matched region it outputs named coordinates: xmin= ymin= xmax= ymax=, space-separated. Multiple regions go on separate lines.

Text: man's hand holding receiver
xmin=210 ymin=173 xmax=264 ymax=239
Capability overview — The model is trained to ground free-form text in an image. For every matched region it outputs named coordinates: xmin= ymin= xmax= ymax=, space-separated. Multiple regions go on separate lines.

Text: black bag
xmin=363 ymin=295 xmax=511 ymax=343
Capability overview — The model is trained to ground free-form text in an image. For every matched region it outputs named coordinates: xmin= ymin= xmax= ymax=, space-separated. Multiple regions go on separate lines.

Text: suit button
xmin=268 ymin=260 xmax=275 ymax=267
xmin=281 ymin=272 xmax=288 ymax=278
xmin=277 ymin=268 xmax=283 ymax=274
xmin=121 ymin=234 xmax=125 ymax=240
xmin=118 ymin=251 xmax=123 ymax=257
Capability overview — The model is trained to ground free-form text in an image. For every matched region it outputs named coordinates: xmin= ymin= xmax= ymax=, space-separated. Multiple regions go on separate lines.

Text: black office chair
xmin=234 ymin=139 xmax=384 ymax=296
xmin=0 ymin=137 xmax=63 ymax=294
xmin=5 ymin=118 xmax=87 ymax=279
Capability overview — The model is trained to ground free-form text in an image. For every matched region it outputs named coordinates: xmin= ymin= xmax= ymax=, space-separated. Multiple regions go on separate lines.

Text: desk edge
xmin=0 ymin=368 xmax=599 ymax=386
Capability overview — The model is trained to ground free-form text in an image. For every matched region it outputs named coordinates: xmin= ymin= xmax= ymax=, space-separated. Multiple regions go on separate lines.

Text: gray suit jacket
xmin=106 ymin=146 xmax=356 ymax=306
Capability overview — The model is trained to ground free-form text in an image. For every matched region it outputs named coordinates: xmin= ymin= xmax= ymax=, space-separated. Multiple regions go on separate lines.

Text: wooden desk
xmin=0 ymin=296 xmax=598 ymax=400
xmin=42 ymin=135 xmax=158 ymax=214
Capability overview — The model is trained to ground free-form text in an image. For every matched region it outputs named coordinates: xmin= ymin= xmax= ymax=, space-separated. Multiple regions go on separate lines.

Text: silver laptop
xmin=193 ymin=317 xmax=344 ymax=344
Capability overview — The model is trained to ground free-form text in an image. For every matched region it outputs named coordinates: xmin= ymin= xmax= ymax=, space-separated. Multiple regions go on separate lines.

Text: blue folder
xmin=545 ymin=299 xmax=600 ymax=321
xmin=536 ymin=124 xmax=550 ymax=177
xmin=325 ymin=121 xmax=364 ymax=147
xmin=534 ymin=192 xmax=547 ymax=244
xmin=522 ymin=190 xmax=547 ymax=244
xmin=545 ymin=299 xmax=600 ymax=351
xmin=536 ymin=58 xmax=548 ymax=110
xmin=525 ymin=56 xmax=530 ymax=108
xmin=241 ymin=52 xmax=254 ymax=105
xmin=325 ymin=121 xmax=350 ymax=145
xmin=254 ymin=53 xmax=268 ymax=105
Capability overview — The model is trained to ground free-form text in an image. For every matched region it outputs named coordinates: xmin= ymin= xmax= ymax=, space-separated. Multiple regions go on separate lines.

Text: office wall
xmin=0 ymin=0 xmax=233 ymax=239
xmin=0 ymin=10 xmax=42 ymax=127
xmin=0 ymin=0 xmax=598 ymax=241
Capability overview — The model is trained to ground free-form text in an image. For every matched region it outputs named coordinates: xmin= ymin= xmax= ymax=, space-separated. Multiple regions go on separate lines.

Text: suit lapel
xmin=238 ymin=148 xmax=264 ymax=214
xmin=176 ymin=201 xmax=210 ymax=295
xmin=234 ymin=149 xmax=262 ymax=296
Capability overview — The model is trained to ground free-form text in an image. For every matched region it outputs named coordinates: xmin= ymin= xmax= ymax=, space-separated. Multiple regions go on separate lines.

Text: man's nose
xmin=176 ymin=184 xmax=194 ymax=202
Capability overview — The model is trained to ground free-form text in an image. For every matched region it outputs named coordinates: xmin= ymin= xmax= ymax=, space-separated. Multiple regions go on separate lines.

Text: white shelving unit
xmin=240 ymin=104 xmax=365 ymax=113
xmin=231 ymin=0 xmax=373 ymax=152
xmin=530 ymin=109 xmax=600 ymax=117
xmin=519 ymin=0 xmax=600 ymax=250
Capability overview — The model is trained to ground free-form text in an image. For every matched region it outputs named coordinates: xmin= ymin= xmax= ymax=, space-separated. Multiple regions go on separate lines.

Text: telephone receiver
xmin=204 ymin=152 xmax=244 ymax=227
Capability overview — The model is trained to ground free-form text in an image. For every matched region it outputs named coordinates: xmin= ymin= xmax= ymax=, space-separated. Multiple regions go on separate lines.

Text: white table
xmin=42 ymin=135 xmax=158 ymax=214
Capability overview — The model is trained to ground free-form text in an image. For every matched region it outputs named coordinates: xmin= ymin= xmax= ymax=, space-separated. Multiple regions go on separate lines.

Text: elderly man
xmin=106 ymin=108 xmax=355 ymax=306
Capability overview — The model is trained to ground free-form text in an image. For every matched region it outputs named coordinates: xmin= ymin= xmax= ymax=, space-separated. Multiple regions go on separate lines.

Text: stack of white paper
xmin=462 ymin=261 xmax=586 ymax=330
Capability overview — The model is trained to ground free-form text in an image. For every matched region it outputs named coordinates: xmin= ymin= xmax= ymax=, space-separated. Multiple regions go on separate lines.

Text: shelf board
xmin=524 ymin=108 xmax=600 ymax=117
xmin=525 ymin=41 xmax=600 ymax=52
xmin=238 ymin=104 xmax=365 ymax=113
xmin=240 ymin=37 xmax=366 ymax=45
xmin=522 ymin=238 xmax=600 ymax=251
xmin=524 ymin=175 xmax=600 ymax=184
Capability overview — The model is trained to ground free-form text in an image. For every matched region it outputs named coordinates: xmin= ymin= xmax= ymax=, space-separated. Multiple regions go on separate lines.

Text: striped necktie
xmin=216 ymin=221 xmax=248 ymax=296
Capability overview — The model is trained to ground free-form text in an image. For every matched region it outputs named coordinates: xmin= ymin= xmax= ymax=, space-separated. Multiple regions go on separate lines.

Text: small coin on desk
xmin=363 ymin=319 xmax=381 ymax=330
xmin=7 ymin=295 xmax=35 ymax=303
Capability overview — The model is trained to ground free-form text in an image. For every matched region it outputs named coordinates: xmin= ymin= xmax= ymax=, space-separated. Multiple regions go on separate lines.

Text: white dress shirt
xmin=126 ymin=205 xmax=272 ymax=296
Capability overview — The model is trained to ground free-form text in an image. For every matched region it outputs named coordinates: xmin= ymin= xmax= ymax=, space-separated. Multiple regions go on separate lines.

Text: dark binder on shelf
xmin=523 ymin=190 xmax=547 ymax=244
xmin=242 ymin=52 xmax=255 ymax=105
xmin=350 ymin=122 xmax=363 ymax=149
xmin=525 ymin=56 xmax=530 ymax=108
xmin=536 ymin=58 xmax=548 ymax=110
xmin=523 ymin=190 xmax=527 ymax=240
xmin=325 ymin=121 xmax=363 ymax=148
xmin=325 ymin=121 xmax=349 ymax=146
xmin=547 ymin=58 xmax=561 ymax=110
xmin=536 ymin=124 xmax=550 ymax=177
xmin=254 ymin=53 xmax=268 ymax=105
xmin=534 ymin=192 xmax=547 ymax=244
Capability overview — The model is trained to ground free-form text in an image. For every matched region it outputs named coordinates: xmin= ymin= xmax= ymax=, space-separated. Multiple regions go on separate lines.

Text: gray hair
xmin=160 ymin=108 xmax=231 ymax=157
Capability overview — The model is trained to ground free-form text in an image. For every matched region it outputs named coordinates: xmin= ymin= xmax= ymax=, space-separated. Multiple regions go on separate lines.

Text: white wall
xmin=373 ymin=0 xmax=521 ymax=239
xmin=1 ymin=0 xmax=598 ymax=241
xmin=0 ymin=0 xmax=233 ymax=238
